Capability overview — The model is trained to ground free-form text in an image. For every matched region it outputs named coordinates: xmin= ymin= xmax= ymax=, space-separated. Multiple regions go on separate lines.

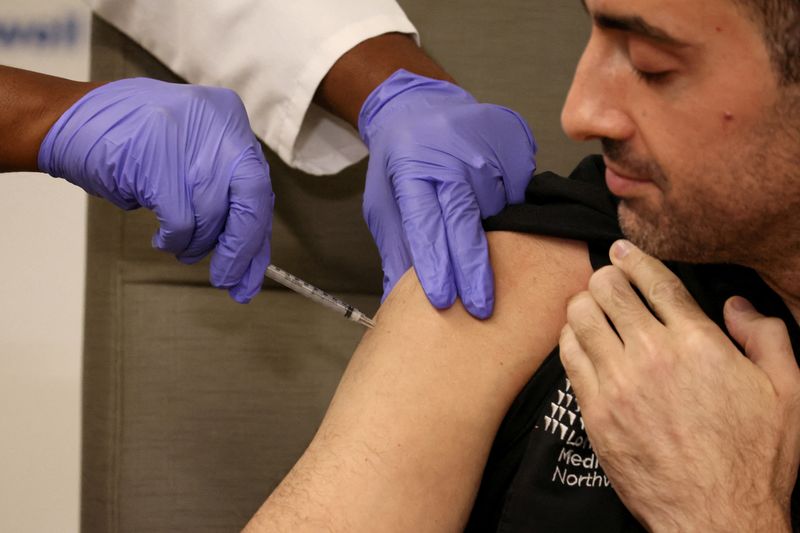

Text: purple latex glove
xmin=38 ymin=78 xmax=274 ymax=303
xmin=358 ymin=69 xmax=537 ymax=319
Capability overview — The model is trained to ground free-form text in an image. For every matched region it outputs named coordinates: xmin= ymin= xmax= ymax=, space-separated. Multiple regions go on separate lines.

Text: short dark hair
xmin=735 ymin=0 xmax=800 ymax=84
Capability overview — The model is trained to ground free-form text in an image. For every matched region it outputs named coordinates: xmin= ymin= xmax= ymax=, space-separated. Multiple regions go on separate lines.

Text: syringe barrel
xmin=266 ymin=265 xmax=351 ymax=317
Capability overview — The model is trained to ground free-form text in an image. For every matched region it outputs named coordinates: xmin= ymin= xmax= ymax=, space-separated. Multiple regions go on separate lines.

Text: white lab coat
xmin=86 ymin=0 xmax=418 ymax=175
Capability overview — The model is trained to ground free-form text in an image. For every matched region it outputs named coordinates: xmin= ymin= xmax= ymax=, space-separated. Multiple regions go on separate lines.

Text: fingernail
xmin=730 ymin=296 xmax=754 ymax=312
xmin=612 ymin=240 xmax=632 ymax=259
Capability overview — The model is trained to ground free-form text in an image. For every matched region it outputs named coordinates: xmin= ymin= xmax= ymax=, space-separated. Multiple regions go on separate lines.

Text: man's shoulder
xmin=375 ymin=230 xmax=592 ymax=408
xmin=485 ymin=155 xmax=622 ymax=246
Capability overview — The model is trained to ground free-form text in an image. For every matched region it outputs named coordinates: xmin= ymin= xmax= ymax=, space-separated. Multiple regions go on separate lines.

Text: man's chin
xmin=618 ymin=203 xmax=720 ymax=263
xmin=617 ymin=203 xmax=674 ymax=259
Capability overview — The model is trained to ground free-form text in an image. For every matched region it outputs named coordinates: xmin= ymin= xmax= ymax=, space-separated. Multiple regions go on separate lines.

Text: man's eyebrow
xmin=578 ymin=1 xmax=690 ymax=48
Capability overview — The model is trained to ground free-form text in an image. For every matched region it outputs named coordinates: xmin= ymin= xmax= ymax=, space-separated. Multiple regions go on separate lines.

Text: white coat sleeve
xmin=85 ymin=0 xmax=419 ymax=175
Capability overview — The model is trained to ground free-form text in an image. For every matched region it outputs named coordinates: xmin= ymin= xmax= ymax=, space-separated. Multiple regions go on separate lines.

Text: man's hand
xmin=559 ymin=239 xmax=800 ymax=532
xmin=358 ymin=69 xmax=536 ymax=318
xmin=38 ymin=78 xmax=274 ymax=303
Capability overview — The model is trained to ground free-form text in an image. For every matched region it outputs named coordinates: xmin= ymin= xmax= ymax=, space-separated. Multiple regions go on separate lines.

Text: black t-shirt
xmin=468 ymin=155 xmax=800 ymax=532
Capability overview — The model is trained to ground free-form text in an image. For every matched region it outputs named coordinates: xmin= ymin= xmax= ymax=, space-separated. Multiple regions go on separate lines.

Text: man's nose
xmin=561 ymin=44 xmax=635 ymax=143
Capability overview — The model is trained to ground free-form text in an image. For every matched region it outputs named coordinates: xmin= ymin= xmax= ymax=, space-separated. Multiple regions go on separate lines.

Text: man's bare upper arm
xmin=246 ymin=232 xmax=593 ymax=532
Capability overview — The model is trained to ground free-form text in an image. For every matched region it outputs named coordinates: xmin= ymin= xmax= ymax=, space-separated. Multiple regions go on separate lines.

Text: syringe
xmin=264 ymin=264 xmax=376 ymax=329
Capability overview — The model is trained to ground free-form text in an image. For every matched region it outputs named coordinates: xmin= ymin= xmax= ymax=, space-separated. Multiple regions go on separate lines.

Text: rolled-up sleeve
xmin=86 ymin=0 xmax=419 ymax=175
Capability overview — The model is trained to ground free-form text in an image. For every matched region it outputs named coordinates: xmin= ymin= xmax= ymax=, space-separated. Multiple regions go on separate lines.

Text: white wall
xmin=0 ymin=1 xmax=90 ymax=532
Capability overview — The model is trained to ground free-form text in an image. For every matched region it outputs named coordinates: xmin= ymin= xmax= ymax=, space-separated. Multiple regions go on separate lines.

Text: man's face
xmin=561 ymin=0 xmax=800 ymax=267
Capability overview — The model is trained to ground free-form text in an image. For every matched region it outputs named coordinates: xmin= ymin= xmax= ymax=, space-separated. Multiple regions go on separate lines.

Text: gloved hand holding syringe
xmin=265 ymin=265 xmax=375 ymax=329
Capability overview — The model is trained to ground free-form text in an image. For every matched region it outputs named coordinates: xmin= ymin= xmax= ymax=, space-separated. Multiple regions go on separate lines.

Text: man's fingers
xmin=209 ymin=147 xmax=273 ymax=303
xmin=588 ymin=265 xmax=659 ymax=340
xmin=437 ymin=178 xmax=494 ymax=318
xmin=609 ymin=240 xmax=705 ymax=325
xmin=394 ymin=175 xmax=457 ymax=310
xmin=724 ymin=296 xmax=800 ymax=397
xmin=567 ymin=290 xmax=624 ymax=377
xmin=559 ymin=324 xmax=600 ymax=404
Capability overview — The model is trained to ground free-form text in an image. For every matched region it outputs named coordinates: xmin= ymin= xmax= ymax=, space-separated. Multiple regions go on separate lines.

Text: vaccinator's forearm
xmin=0 ymin=65 xmax=98 ymax=172
xmin=313 ymin=33 xmax=456 ymax=129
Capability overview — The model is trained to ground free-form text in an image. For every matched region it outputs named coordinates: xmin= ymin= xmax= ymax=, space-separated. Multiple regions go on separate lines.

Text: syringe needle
xmin=264 ymin=264 xmax=376 ymax=329
xmin=356 ymin=314 xmax=376 ymax=329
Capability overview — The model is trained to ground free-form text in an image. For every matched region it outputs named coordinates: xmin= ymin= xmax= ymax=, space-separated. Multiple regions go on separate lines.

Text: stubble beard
xmin=617 ymin=198 xmax=734 ymax=264
xmin=604 ymin=104 xmax=800 ymax=269
xmin=601 ymin=137 xmax=720 ymax=263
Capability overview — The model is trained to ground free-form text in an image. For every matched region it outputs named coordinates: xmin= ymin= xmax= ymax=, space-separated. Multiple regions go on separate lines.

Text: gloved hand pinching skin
xmin=38 ymin=78 xmax=274 ymax=303
xmin=358 ymin=69 xmax=537 ymax=319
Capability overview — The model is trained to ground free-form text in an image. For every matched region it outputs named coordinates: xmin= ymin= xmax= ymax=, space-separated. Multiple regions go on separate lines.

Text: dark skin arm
xmin=314 ymin=32 xmax=455 ymax=128
xmin=0 ymin=65 xmax=100 ymax=172
xmin=4 ymin=33 xmax=442 ymax=172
